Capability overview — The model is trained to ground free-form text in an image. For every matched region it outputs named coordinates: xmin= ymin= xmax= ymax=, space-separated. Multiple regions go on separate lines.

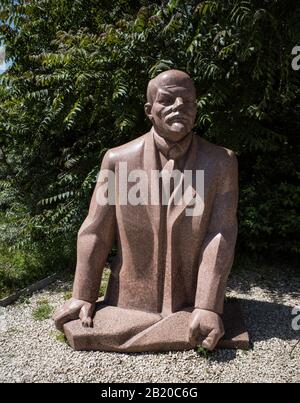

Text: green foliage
xmin=0 ymin=210 xmax=74 ymax=299
xmin=32 ymin=300 xmax=53 ymax=321
xmin=0 ymin=0 xmax=299 ymax=291
xmin=52 ymin=331 xmax=68 ymax=344
xmin=196 ymin=345 xmax=211 ymax=358
xmin=99 ymin=268 xmax=110 ymax=297
xmin=63 ymin=291 xmax=72 ymax=301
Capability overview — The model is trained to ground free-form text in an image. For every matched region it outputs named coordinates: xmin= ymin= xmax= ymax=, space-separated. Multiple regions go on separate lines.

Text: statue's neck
xmin=152 ymin=128 xmax=193 ymax=161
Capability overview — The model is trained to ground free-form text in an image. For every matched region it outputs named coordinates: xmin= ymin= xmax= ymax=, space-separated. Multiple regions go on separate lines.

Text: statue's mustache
xmin=165 ymin=113 xmax=189 ymax=124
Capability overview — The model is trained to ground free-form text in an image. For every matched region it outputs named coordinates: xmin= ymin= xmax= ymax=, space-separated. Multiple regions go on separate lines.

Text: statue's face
xmin=146 ymin=79 xmax=197 ymax=142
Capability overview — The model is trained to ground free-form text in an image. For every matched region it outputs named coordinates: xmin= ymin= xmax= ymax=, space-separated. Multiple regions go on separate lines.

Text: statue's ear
xmin=144 ymin=103 xmax=153 ymax=121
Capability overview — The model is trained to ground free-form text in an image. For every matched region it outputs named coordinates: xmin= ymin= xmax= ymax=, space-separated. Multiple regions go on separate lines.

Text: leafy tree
xmin=0 ymin=0 xmax=299 ymax=288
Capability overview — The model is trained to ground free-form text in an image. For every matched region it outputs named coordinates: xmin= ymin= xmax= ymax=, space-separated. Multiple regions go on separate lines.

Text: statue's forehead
xmin=156 ymin=77 xmax=194 ymax=88
xmin=157 ymin=85 xmax=194 ymax=95
xmin=148 ymin=71 xmax=196 ymax=101
xmin=156 ymin=82 xmax=196 ymax=97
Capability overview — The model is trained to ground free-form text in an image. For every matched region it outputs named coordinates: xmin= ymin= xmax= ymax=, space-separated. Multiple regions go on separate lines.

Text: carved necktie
xmin=153 ymin=130 xmax=193 ymax=315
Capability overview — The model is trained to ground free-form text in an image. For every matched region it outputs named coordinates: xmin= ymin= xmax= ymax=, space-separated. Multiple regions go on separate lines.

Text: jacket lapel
xmin=167 ymin=134 xmax=199 ymax=226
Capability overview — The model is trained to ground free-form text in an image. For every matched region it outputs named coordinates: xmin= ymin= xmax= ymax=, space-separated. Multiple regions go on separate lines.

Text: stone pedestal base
xmin=64 ymin=299 xmax=249 ymax=352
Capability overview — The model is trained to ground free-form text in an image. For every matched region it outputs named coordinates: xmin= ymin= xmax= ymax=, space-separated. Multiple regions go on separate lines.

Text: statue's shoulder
xmin=101 ymin=134 xmax=147 ymax=168
xmin=196 ymin=136 xmax=237 ymax=164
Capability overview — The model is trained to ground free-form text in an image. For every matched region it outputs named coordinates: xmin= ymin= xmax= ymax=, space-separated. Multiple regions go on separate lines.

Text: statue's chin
xmin=164 ymin=123 xmax=190 ymax=142
xmin=154 ymin=121 xmax=192 ymax=142
xmin=170 ymin=122 xmax=186 ymax=132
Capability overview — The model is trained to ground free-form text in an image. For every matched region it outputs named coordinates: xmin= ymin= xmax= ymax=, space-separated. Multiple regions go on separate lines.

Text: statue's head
xmin=145 ymin=69 xmax=197 ymax=142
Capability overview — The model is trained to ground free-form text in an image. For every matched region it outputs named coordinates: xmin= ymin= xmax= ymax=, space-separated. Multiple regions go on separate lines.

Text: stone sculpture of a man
xmin=54 ymin=70 xmax=239 ymax=352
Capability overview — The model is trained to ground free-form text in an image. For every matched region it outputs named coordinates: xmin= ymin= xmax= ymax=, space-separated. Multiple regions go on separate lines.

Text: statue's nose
xmin=173 ymin=97 xmax=184 ymax=110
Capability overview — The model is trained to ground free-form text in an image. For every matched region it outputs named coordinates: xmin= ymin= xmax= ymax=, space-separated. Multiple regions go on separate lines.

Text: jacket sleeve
xmin=195 ymin=150 xmax=238 ymax=314
xmin=72 ymin=151 xmax=116 ymax=302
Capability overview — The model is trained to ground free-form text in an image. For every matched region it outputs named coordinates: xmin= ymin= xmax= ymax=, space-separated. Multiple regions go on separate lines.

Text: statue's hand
xmin=189 ymin=308 xmax=225 ymax=351
xmin=53 ymin=298 xmax=95 ymax=332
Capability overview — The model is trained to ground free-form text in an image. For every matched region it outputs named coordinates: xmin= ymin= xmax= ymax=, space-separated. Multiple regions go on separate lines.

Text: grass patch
xmin=241 ymin=348 xmax=249 ymax=355
xmin=196 ymin=345 xmax=211 ymax=359
xmin=99 ymin=268 xmax=110 ymax=298
xmin=51 ymin=331 xmax=68 ymax=344
xmin=33 ymin=301 xmax=53 ymax=321
xmin=63 ymin=291 xmax=72 ymax=301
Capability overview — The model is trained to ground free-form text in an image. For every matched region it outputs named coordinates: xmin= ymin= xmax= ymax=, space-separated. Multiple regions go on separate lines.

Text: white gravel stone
xmin=0 ymin=268 xmax=299 ymax=383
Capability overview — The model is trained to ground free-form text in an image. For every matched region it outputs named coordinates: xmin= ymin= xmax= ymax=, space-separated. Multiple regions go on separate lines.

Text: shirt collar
xmin=152 ymin=128 xmax=193 ymax=161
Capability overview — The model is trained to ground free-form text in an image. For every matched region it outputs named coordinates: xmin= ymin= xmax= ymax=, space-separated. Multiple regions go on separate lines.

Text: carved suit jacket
xmin=73 ymin=130 xmax=238 ymax=316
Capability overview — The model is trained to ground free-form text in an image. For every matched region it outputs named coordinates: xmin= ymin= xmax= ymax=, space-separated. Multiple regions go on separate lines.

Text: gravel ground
xmin=0 ymin=267 xmax=299 ymax=383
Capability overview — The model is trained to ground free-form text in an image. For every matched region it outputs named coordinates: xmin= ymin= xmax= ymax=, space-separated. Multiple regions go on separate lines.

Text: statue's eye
xmin=160 ymin=97 xmax=173 ymax=105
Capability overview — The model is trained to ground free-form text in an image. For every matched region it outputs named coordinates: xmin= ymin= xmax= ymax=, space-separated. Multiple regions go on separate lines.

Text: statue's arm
xmin=189 ymin=150 xmax=238 ymax=350
xmin=54 ymin=151 xmax=116 ymax=331
xmin=72 ymin=151 xmax=116 ymax=303
xmin=195 ymin=150 xmax=239 ymax=314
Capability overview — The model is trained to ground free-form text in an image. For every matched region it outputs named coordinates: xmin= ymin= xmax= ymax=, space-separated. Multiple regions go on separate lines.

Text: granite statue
xmin=53 ymin=70 xmax=249 ymax=352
